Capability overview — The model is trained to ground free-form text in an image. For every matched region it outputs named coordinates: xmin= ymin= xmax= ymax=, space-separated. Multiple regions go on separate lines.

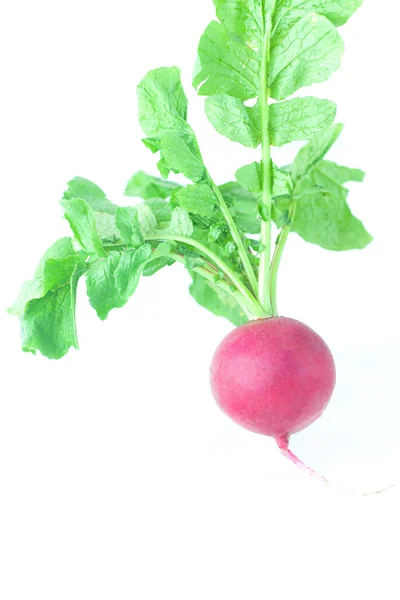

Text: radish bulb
xmin=210 ymin=317 xmax=337 ymax=480
xmin=210 ymin=317 xmax=336 ymax=439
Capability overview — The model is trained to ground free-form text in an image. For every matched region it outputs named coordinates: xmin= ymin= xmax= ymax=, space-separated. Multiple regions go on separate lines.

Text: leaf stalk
xmin=145 ymin=233 xmax=267 ymax=319
xmin=166 ymin=251 xmax=257 ymax=319
xmin=258 ymin=16 xmax=273 ymax=314
xmin=210 ymin=181 xmax=259 ymax=297
xmin=270 ymin=199 xmax=297 ymax=315
xmin=189 ymin=132 xmax=259 ymax=297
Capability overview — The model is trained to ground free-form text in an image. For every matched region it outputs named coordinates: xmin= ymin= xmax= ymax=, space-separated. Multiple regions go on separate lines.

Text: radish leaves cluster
xmin=9 ymin=0 xmax=370 ymax=359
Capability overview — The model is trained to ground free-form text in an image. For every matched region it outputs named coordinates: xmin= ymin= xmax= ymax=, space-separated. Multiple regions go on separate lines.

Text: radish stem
xmin=270 ymin=200 xmax=297 ymax=315
xmin=146 ymin=233 xmax=267 ymax=319
xmin=165 ymin=251 xmax=258 ymax=318
xmin=190 ymin=132 xmax=259 ymax=297
xmin=210 ymin=180 xmax=259 ymax=297
xmin=258 ymin=15 xmax=273 ymax=315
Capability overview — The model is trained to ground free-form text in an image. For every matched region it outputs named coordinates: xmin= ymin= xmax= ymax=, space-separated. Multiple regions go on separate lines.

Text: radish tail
xmin=275 ymin=436 xmax=397 ymax=496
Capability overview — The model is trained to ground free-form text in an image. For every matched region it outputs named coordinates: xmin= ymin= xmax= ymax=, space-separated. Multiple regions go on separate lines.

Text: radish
xmin=211 ymin=319 xmax=395 ymax=492
xmin=210 ymin=317 xmax=336 ymax=440
xmin=210 ymin=316 xmax=341 ymax=483
xmin=10 ymin=0 xmax=394 ymax=492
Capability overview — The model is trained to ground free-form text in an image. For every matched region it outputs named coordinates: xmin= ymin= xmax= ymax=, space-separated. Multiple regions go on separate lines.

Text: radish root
xmin=276 ymin=436 xmax=398 ymax=496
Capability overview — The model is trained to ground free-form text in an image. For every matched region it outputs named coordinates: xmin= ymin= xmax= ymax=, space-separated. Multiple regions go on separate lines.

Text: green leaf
xmin=224 ymin=163 xmax=293 ymax=235
xmin=116 ymin=207 xmax=144 ymax=247
xmin=114 ymin=245 xmax=152 ymax=303
xmin=138 ymin=68 xmax=206 ymax=184
xmin=213 ymin=0 xmax=264 ymax=49
xmin=39 ymin=256 xmax=85 ymax=292
xmin=9 ymin=279 xmax=47 ymax=318
xmin=269 ymin=97 xmax=337 ymax=146
xmin=136 ymin=204 xmax=158 ymax=236
xmin=10 ymin=240 xmax=86 ymax=359
xmin=235 ymin=162 xmax=293 ymax=196
xmin=157 ymin=158 xmax=171 ymax=179
xmin=292 ymin=192 xmax=372 ymax=251
xmin=258 ymin=202 xmax=270 ymax=222
xmin=62 ymin=198 xmax=107 ymax=258
xmin=137 ymin=67 xmax=188 ymax=137
xmin=143 ymin=256 xmax=175 ymax=276
xmin=318 ymin=160 xmax=365 ymax=184
xmin=190 ymin=225 xmax=244 ymax=277
xmin=86 ymin=245 xmax=151 ymax=320
xmin=292 ymin=160 xmax=372 ymax=250
xmin=299 ymin=160 xmax=365 ymax=193
xmin=273 ymin=0 xmax=363 ymax=44
xmin=194 ymin=21 xmax=260 ymax=101
xmin=184 ymin=255 xmax=206 ymax=270
xmin=63 ymin=177 xmax=119 ymax=215
xmin=205 ymin=95 xmax=260 ymax=148
xmin=93 ymin=213 xmax=119 ymax=243
xmin=189 ymin=271 xmax=247 ymax=326
xmin=10 ymin=254 xmax=84 ymax=319
xmin=164 ymin=207 xmax=194 ymax=236
xmin=225 ymin=241 xmax=237 ymax=255
xmin=86 ymin=253 xmax=121 ymax=320
xmin=153 ymin=242 xmax=176 ymax=258
xmin=62 ymin=179 xmax=121 ymax=243
xmin=9 ymin=238 xmax=78 ymax=316
xmin=38 ymin=238 xmax=78 ymax=272
xmin=294 ymin=123 xmax=344 ymax=179
xmin=269 ymin=14 xmax=344 ymax=101
xmin=144 ymin=198 xmax=172 ymax=225
xmin=295 ymin=184 xmax=331 ymax=199
xmin=206 ymin=95 xmax=336 ymax=148
xmin=219 ymin=182 xmax=260 ymax=234
xmin=273 ymin=204 xmax=291 ymax=228
xmin=20 ymin=260 xmax=86 ymax=360
xmin=235 ymin=162 xmax=262 ymax=193
xmin=273 ymin=166 xmax=295 ymax=197
xmin=125 ymin=170 xmax=178 ymax=199
xmin=175 ymin=184 xmax=216 ymax=218
xmin=160 ymin=131 xmax=205 ymax=182
xmin=208 ymin=224 xmax=223 ymax=242
xmin=206 ymin=94 xmax=336 ymax=148
xmin=142 ymin=138 xmax=162 ymax=153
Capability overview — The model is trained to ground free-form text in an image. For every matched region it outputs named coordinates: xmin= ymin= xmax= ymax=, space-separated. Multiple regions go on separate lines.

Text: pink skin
xmin=210 ymin=317 xmax=336 ymax=440
xmin=211 ymin=319 xmax=398 ymax=494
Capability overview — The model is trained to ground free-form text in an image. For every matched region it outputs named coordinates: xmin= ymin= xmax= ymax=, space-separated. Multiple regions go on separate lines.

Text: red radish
xmin=8 ymin=1 xmax=393 ymax=495
xmin=211 ymin=318 xmax=398 ymax=494
xmin=210 ymin=317 xmax=336 ymax=460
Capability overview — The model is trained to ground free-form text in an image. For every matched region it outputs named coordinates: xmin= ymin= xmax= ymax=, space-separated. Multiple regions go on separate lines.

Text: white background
xmin=1 ymin=1 xmax=399 ymax=598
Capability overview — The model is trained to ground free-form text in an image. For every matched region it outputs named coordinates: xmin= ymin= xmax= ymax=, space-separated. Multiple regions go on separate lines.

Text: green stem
xmin=210 ymin=181 xmax=259 ymax=297
xmin=190 ymin=131 xmax=258 ymax=297
xmin=270 ymin=200 xmax=297 ymax=315
xmin=104 ymin=238 xmax=266 ymax=318
xmin=166 ymin=251 xmax=256 ymax=319
xmin=258 ymin=16 xmax=273 ymax=314
xmin=103 ymin=243 xmax=127 ymax=251
xmin=145 ymin=233 xmax=267 ymax=319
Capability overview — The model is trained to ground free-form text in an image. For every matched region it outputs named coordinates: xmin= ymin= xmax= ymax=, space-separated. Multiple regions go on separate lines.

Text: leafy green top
xmin=9 ymin=0 xmax=370 ymax=359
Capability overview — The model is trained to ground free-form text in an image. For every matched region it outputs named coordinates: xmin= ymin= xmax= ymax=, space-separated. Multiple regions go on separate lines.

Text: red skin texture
xmin=210 ymin=317 xmax=336 ymax=439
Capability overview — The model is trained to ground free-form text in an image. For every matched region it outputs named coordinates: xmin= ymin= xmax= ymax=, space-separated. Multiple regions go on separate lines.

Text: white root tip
xmin=275 ymin=436 xmax=398 ymax=496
